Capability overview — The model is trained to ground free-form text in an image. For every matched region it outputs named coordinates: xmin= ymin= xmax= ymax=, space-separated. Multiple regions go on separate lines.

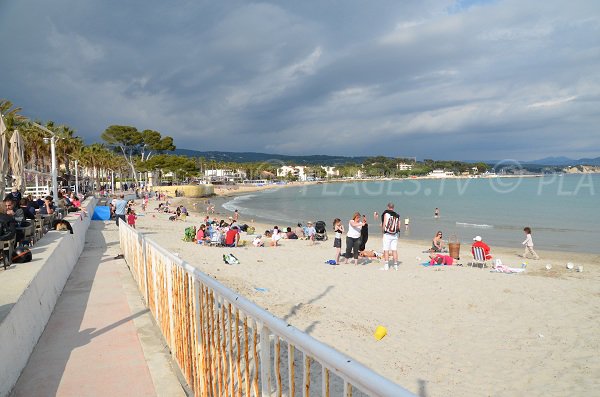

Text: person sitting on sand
xmin=252 ymin=236 xmax=264 ymax=247
xmin=270 ymin=226 xmax=282 ymax=247
xmin=306 ymin=222 xmax=316 ymax=244
xmin=224 ymin=226 xmax=240 ymax=247
xmin=430 ymin=231 xmax=445 ymax=252
xmin=285 ymin=226 xmax=298 ymax=239
xmin=472 ymin=235 xmax=492 ymax=260
xmin=294 ymin=223 xmax=305 ymax=239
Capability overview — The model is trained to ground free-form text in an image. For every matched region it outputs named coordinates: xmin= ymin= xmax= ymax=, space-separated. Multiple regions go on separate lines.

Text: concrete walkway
xmin=11 ymin=221 xmax=186 ymax=397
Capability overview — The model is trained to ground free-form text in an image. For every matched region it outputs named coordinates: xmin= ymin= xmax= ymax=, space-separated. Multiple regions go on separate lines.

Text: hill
xmin=528 ymin=156 xmax=600 ymax=166
xmin=172 ymin=149 xmax=367 ymax=165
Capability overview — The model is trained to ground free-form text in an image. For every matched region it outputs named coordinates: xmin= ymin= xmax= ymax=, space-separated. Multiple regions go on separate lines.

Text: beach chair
xmin=1 ymin=237 xmax=16 ymax=270
xmin=470 ymin=246 xmax=488 ymax=269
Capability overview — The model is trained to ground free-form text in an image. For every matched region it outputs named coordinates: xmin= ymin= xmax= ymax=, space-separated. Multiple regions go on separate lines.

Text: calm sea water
xmin=223 ymin=174 xmax=600 ymax=254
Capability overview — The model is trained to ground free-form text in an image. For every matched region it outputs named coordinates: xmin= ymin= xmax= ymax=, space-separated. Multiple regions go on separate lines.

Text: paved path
xmin=11 ymin=221 xmax=185 ymax=397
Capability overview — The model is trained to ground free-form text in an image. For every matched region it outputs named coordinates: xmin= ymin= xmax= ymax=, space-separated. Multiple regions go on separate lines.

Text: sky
xmin=1 ymin=0 xmax=599 ymax=161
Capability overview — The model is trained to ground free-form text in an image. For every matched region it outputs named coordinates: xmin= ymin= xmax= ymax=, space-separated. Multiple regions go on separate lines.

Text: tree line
xmin=1 ymin=98 xmax=490 ymax=190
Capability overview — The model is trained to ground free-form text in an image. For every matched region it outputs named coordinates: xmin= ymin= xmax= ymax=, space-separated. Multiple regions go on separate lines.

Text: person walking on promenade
xmin=114 ymin=194 xmax=128 ymax=226
xmin=381 ymin=202 xmax=400 ymax=270
xmin=521 ymin=227 xmax=540 ymax=260
xmin=343 ymin=212 xmax=365 ymax=266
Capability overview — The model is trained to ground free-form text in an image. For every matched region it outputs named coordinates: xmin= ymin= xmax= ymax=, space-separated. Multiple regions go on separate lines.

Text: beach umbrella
xmin=9 ymin=128 xmax=25 ymax=192
xmin=0 ymin=114 xmax=8 ymax=199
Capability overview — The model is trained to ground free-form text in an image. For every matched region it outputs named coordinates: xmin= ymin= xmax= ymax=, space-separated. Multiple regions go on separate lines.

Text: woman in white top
xmin=270 ymin=226 xmax=282 ymax=247
xmin=343 ymin=212 xmax=366 ymax=265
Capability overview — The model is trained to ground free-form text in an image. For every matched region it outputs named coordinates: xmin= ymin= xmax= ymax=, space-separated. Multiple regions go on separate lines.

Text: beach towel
xmin=428 ymin=254 xmax=454 ymax=266
xmin=491 ymin=264 xmax=526 ymax=274
xmin=223 ymin=253 xmax=240 ymax=265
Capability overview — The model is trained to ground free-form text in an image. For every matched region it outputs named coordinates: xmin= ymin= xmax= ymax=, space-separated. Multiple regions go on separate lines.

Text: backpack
xmin=13 ymin=245 xmax=32 ymax=263
xmin=223 ymin=253 xmax=240 ymax=265
xmin=383 ymin=211 xmax=400 ymax=234
xmin=183 ymin=226 xmax=196 ymax=242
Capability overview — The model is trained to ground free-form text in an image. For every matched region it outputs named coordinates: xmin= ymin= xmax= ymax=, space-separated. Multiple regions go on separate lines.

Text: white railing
xmin=119 ymin=223 xmax=415 ymax=397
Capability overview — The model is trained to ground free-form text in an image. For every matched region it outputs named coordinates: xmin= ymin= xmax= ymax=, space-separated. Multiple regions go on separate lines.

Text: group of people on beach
xmin=429 ymin=227 xmax=540 ymax=261
xmin=330 ymin=202 xmax=401 ymax=269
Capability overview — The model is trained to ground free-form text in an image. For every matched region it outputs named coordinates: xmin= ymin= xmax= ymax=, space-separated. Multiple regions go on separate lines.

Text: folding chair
xmin=208 ymin=231 xmax=223 ymax=247
xmin=471 ymin=246 xmax=489 ymax=269
xmin=1 ymin=237 xmax=16 ymax=270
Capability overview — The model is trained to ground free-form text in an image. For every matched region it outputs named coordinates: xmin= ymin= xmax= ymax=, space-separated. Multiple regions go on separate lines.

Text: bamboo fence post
xmin=288 ymin=344 xmax=295 ymax=397
xmin=152 ymin=251 xmax=159 ymax=319
xmin=142 ymin=235 xmax=149 ymax=304
xmin=210 ymin=291 xmax=221 ymax=396
xmin=322 ymin=366 xmax=329 ymax=397
xmin=193 ymin=280 xmax=204 ymax=396
xmin=244 ymin=316 xmax=250 ymax=396
xmin=344 ymin=381 xmax=352 ymax=397
xmin=260 ymin=323 xmax=271 ymax=396
xmin=228 ymin=303 xmax=234 ymax=396
xmin=303 ymin=353 xmax=310 ymax=397
xmin=200 ymin=286 xmax=210 ymax=396
xmin=235 ymin=310 xmax=242 ymax=397
xmin=220 ymin=297 xmax=229 ymax=397
xmin=275 ymin=337 xmax=282 ymax=397
xmin=252 ymin=322 xmax=259 ymax=397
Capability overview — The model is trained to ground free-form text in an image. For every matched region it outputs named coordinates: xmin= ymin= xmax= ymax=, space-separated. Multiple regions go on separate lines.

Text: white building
xmin=277 ymin=166 xmax=308 ymax=181
xmin=428 ymin=169 xmax=455 ymax=178
xmin=204 ymin=169 xmax=246 ymax=181
xmin=396 ymin=163 xmax=413 ymax=171
xmin=320 ymin=166 xmax=339 ymax=178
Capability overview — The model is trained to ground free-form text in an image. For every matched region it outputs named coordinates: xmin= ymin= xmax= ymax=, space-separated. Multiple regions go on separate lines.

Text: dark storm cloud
xmin=1 ymin=0 xmax=599 ymax=160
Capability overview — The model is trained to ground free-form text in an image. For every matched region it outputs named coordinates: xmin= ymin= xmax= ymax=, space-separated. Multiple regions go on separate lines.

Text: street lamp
xmin=33 ymin=122 xmax=59 ymax=202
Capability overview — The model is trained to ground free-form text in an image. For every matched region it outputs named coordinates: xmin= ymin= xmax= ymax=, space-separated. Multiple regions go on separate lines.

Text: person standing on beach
xmin=343 ymin=212 xmax=365 ymax=266
xmin=521 ymin=227 xmax=540 ymax=260
xmin=381 ymin=203 xmax=400 ymax=270
xmin=233 ymin=209 xmax=239 ymax=222
xmin=114 ymin=194 xmax=128 ymax=226
xmin=333 ymin=218 xmax=344 ymax=264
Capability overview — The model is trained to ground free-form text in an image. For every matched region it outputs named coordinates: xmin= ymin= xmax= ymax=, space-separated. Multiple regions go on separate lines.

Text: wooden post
xmin=288 ymin=344 xmax=295 ymax=397
xmin=275 ymin=337 xmax=282 ymax=397
xmin=303 ymin=353 xmax=311 ymax=397
xmin=260 ymin=323 xmax=271 ymax=396
xmin=322 ymin=366 xmax=330 ymax=397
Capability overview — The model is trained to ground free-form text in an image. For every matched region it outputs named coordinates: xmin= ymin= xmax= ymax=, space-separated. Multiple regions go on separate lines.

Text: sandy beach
xmin=132 ymin=197 xmax=600 ymax=396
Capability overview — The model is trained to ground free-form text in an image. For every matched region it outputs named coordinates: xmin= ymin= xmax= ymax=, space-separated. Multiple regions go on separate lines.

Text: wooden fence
xmin=119 ymin=223 xmax=415 ymax=397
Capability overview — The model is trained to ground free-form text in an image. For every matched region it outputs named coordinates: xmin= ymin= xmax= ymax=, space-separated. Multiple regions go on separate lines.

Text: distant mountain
xmin=528 ymin=156 xmax=600 ymax=166
xmin=172 ymin=149 xmax=367 ymax=165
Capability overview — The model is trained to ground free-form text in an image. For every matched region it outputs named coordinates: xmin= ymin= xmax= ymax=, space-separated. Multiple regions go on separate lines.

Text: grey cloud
xmin=1 ymin=0 xmax=599 ymax=160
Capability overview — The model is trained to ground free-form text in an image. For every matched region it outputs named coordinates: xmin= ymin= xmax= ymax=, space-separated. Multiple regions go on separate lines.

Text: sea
xmin=222 ymin=174 xmax=600 ymax=254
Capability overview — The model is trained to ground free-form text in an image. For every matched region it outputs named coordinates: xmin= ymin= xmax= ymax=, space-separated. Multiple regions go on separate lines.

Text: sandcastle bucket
xmin=448 ymin=234 xmax=460 ymax=260
xmin=374 ymin=325 xmax=387 ymax=340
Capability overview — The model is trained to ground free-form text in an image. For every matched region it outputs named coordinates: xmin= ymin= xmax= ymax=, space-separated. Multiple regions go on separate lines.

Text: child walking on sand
xmin=521 ymin=226 xmax=539 ymax=260
xmin=333 ymin=218 xmax=344 ymax=264
xmin=127 ymin=208 xmax=137 ymax=229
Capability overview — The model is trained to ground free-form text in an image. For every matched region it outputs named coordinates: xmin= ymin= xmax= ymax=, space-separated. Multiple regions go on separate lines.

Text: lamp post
xmin=74 ymin=159 xmax=79 ymax=197
xmin=33 ymin=122 xmax=59 ymax=202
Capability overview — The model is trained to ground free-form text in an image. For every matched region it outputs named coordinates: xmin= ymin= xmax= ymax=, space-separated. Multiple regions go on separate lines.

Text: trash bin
xmin=448 ymin=234 xmax=460 ymax=260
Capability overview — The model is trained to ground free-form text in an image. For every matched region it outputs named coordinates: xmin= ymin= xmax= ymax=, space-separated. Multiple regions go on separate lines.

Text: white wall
xmin=0 ymin=198 xmax=97 ymax=397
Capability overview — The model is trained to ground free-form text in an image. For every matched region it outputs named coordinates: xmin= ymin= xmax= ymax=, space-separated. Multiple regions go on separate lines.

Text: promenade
xmin=9 ymin=221 xmax=186 ymax=397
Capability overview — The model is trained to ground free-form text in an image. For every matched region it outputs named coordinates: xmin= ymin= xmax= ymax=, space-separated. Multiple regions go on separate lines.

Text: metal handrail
xmin=120 ymin=223 xmax=415 ymax=397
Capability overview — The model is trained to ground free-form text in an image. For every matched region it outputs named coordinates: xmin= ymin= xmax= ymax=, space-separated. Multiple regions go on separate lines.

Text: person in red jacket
xmin=472 ymin=235 xmax=492 ymax=260
xmin=224 ymin=227 xmax=240 ymax=247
